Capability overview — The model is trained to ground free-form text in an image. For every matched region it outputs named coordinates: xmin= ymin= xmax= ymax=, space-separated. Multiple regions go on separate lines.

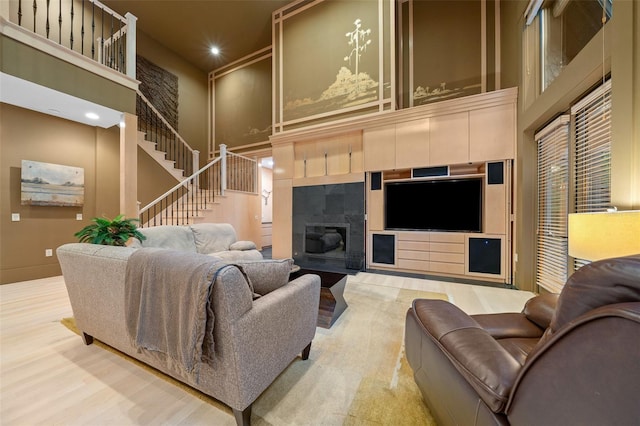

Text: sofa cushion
xmin=138 ymin=226 xmax=197 ymax=252
xmin=230 ymin=240 xmax=257 ymax=251
xmin=190 ymin=223 xmax=237 ymax=254
xmin=234 ymin=258 xmax=293 ymax=295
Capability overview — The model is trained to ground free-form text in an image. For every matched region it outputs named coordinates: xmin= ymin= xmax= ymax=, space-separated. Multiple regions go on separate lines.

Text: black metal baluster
xmin=109 ymin=12 xmax=114 ymax=69
xmin=81 ymin=0 xmax=84 ymax=55
xmin=117 ymin=18 xmax=122 ymax=71
xmin=45 ymin=0 xmax=50 ymax=38
xmin=100 ymin=7 xmax=104 ymax=64
xmin=32 ymin=0 xmax=36 ymax=33
xmin=70 ymin=0 xmax=74 ymax=49
xmin=90 ymin=1 xmax=95 ymax=59
xmin=58 ymin=0 xmax=61 ymax=44
xmin=18 ymin=0 xmax=23 ymax=26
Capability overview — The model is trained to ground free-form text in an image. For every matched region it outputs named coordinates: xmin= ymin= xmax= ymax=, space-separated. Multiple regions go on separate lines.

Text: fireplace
xmin=304 ymin=223 xmax=349 ymax=258
xmin=293 ymin=183 xmax=365 ymax=272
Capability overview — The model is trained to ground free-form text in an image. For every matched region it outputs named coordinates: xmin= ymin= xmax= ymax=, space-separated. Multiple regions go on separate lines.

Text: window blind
xmin=571 ymin=80 xmax=612 ymax=270
xmin=536 ymin=115 xmax=570 ymax=293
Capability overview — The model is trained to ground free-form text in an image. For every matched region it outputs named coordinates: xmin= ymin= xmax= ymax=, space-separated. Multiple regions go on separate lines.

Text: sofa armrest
xmin=412 ymin=299 xmax=522 ymax=413
xmin=224 ymin=274 xmax=321 ymax=406
xmin=229 ymin=240 xmax=257 ymax=251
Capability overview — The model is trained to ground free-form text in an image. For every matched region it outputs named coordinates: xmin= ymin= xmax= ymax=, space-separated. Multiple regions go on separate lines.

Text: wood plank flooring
xmin=0 ymin=273 xmax=534 ymax=425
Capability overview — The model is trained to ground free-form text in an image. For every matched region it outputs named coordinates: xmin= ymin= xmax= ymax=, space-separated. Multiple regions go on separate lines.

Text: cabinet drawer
xmin=430 ymin=261 xmax=465 ymax=275
xmin=430 ymin=252 xmax=464 ymax=264
xmin=397 ymin=232 xmax=430 ymax=242
xmin=398 ymin=250 xmax=429 ymax=261
xmin=430 ymin=232 xmax=465 ymax=243
xmin=398 ymin=259 xmax=430 ymax=271
xmin=398 ymin=240 xmax=430 ymax=251
xmin=430 ymin=242 xmax=465 ymax=254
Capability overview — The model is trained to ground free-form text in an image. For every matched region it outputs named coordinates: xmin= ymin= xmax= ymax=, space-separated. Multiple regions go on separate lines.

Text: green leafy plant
xmin=74 ymin=214 xmax=146 ymax=246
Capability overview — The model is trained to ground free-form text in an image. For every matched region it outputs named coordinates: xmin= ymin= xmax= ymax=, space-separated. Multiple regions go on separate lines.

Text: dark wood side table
xmin=290 ymin=268 xmax=348 ymax=328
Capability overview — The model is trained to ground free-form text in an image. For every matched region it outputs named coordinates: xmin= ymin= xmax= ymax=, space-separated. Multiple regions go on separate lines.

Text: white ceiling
xmin=0 ymin=72 xmax=123 ymax=128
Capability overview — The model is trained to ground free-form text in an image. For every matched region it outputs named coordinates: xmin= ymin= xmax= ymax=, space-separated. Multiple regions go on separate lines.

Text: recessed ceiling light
xmin=85 ymin=112 xmax=100 ymax=120
xmin=210 ymin=46 xmax=220 ymax=55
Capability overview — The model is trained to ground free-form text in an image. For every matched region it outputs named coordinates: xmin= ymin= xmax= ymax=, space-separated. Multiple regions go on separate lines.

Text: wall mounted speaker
xmin=413 ymin=166 xmax=449 ymax=178
xmin=468 ymin=238 xmax=501 ymax=274
xmin=371 ymin=172 xmax=382 ymax=190
xmin=372 ymin=234 xmax=395 ymax=264
xmin=487 ymin=162 xmax=504 ymax=185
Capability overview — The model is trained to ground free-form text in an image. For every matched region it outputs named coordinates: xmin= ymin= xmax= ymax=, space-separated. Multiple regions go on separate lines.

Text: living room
xmin=1 ymin=0 xmax=639 ymax=424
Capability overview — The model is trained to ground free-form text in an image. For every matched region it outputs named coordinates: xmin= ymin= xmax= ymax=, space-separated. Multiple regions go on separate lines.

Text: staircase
xmin=135 ymin=91 xmax=258 ymax=228
xmin=137 ymin=132 xmax=188 ymax=182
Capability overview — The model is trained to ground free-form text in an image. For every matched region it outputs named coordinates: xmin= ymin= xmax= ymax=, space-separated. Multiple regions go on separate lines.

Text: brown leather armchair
xmin=405 ymin=254 xmax=640 ymax=426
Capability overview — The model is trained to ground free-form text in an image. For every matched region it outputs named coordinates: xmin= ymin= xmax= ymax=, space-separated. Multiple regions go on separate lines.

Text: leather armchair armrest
xmin=522 ymin=293 xmax=559 ymax=329
xmin=412 ymin=299 xmax=522 ymax=413
xmin=472 ymin=312 xmax=545 ymax=339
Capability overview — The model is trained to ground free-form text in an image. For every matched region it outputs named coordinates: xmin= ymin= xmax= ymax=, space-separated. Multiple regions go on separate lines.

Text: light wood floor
xmin=0 ymin=273 xmax=534 ymax=425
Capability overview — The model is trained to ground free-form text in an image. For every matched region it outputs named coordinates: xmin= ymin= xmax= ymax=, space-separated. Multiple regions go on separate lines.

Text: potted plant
xmin=74 ymin=214 xmax=146 ymax=246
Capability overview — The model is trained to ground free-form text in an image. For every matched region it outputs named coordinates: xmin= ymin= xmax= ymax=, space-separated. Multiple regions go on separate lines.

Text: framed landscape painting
xmin=21 ymin=160 xmax=85 ymax=207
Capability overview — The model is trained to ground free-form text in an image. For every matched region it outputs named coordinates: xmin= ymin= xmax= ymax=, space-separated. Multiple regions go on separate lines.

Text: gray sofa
xmin=57 ymin=242 xmax=320 ymax=426
xmin=131 ymin=223 xmax=263 ymax=261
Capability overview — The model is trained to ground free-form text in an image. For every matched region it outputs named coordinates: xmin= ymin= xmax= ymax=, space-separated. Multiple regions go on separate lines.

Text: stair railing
xmin=136 ymin=91 xmax=198 ymax=177
xmin=138 ymin=144 xmax=258 ymax=227
xmin=3 ymin=0 xmax=136 ymax=78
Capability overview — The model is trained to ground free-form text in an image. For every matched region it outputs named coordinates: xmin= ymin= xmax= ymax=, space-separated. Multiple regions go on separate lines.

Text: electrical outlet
xmin=11 ymin=213 xmax=20 ymax=222
xmin=45 ymin=249 xmax=53 ymax=257
xmin=76 ymin=213 xmax=83 ymax=220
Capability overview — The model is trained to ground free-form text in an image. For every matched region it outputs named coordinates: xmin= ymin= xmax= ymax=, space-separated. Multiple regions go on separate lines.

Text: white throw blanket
xmin=124 ymin=248 xmax=232 ymax=378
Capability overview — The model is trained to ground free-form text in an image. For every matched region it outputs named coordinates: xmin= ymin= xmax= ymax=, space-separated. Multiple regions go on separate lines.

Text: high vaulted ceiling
xmin=101 ymin=0 xmax=293 ymax=73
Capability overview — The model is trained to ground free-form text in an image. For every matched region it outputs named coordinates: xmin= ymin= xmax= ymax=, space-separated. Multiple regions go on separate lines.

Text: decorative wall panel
xmin=273 ymin=0 xmax=393 ymax=133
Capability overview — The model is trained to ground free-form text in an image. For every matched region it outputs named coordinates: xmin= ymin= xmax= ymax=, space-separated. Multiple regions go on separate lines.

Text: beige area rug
xmin=62 ymin=280 xmax=446 ymax=425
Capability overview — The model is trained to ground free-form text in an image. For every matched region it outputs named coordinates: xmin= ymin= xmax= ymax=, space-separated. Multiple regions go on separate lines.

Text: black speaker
xmin=371 ymin=172 xmax=382 ymax=190
xmin=413 ymin=166 xmax=449 ymax=178
xmin=372 ymin=234 xmax=395 ymax=264
xmin=487 ymin=162 xmax=504 ymax=185
xmin=468 ymin=238 xmax=501 ymax=275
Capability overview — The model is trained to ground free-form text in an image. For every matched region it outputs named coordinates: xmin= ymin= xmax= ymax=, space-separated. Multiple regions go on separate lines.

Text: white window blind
xmin=571 ymin=80 xmax=612 ymax=270
xmin=536 ymin=115 xmax=570 ymax=293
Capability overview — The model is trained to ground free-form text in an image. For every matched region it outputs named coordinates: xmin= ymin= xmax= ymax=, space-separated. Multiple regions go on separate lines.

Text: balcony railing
xmin=2 ymin=0 xmax=136 ymax=78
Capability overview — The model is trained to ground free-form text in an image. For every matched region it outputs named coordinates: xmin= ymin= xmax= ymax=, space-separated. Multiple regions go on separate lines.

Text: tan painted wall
xmin=0 ymin=104 xmax=120 ymax=284
xmin=136 ymin=32 xmax=209 ymax=166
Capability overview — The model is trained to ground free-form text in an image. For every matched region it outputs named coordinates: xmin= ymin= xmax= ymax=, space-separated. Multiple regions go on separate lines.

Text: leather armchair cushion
xmin=413 ymin=299 xmax=522 ymax=413
xmin=551 ymin=255 xmax=640 ymax=333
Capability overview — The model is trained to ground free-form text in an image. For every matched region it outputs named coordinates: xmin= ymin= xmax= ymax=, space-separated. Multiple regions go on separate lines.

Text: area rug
xmin=61 ymin=279 xmax=445 ymax=425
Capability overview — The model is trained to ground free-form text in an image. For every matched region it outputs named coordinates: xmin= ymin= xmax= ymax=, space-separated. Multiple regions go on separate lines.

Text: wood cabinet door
xmin=429 ymin=112 xmax=469 ymax=166
xmin=364 ymin=125 xmax=396 ymax=171
xmin=395 ymin=118 xmax=430 ymax=169
xmin=469 ymin=104 xmax=515 ymax=162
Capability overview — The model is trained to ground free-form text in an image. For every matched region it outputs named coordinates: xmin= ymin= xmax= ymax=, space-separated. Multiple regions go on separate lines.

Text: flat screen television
xmin=385 ymin=178 xmax=483 ymax=232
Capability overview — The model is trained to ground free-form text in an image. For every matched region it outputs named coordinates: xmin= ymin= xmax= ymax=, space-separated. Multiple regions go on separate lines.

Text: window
xmin=536 ymin=115 xmax=570 ymax=293
xmin=571 ymin=80 xmax=612 ymax=269
xmin=524 ymin=0 xmax=612 ymax=93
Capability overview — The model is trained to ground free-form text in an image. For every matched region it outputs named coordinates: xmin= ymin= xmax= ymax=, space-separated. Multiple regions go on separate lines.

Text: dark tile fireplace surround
xmin=292 ymin=182 xmax=365 ymax=273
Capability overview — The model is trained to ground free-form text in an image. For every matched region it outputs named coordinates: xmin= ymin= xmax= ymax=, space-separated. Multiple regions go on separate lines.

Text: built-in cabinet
xmin=364 ymin=101 xmax=515 ymax=171
xmin=271 ymin=87 xmax=518 ymax=284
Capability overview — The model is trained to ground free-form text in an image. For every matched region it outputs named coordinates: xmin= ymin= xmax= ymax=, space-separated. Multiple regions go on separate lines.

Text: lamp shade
xmin=568 ymin=211 xmax=640 ymax=261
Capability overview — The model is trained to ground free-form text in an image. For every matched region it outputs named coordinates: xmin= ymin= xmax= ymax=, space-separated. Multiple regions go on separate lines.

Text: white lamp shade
xmin=568 ymin=211 xmax=640 ymax=261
